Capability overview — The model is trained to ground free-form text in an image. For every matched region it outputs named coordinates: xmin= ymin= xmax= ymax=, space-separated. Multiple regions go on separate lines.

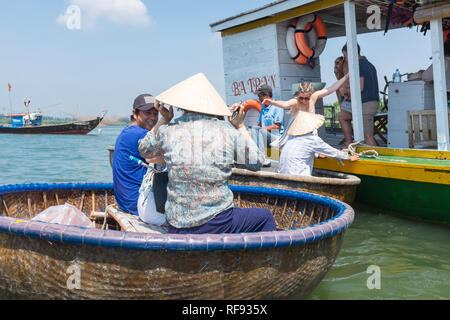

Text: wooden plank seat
xmin=407 ymin=110 xmax=450 ymax=149
xmin=105 ymin=205 xmax=168 ymax=234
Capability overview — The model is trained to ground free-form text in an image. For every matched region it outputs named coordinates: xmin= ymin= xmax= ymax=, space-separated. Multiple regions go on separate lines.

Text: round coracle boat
xmin=0 ymin=182 xmax=354 ymax=300
xmin=230 ymin=168 xmax=361 ymax=204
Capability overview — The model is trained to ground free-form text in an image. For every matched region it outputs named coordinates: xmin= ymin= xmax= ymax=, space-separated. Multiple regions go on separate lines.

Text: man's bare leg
xmin=364 ymin=134 xmax=378 ymax=146
xmin=338 ymin=110 xmax=353 ymax=148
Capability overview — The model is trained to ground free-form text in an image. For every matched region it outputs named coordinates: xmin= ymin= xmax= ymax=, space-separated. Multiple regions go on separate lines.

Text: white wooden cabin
xmin=210 ymin=0 xmax=450 ymax=150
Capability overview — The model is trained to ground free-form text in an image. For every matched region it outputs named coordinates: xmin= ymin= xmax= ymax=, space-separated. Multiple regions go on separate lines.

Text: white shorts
xmin=137 ymin=191 xmax=166 ymax=226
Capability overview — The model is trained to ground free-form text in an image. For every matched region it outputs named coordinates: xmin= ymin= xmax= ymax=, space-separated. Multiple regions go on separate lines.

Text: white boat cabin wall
xmin=221 ymin=21 xmax=324 ymax=135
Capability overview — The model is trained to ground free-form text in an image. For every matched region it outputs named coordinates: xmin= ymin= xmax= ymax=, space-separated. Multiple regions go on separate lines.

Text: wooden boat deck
xmin=321 ymin=128 xmax=388 ymax=149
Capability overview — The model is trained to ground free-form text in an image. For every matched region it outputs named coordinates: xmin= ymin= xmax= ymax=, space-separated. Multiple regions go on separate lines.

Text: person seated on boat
xmin=138 ymin=73 xmax=277 ymax=234
xmin=246 ymin=85 xmax=284 ymax=163
xmin=112 ymin=94 xmax=166 ymax=226
xmin=276 ymin=110 xmax=359 ymax=177
xmin=419 ymin=40 xmax=450 ymax=101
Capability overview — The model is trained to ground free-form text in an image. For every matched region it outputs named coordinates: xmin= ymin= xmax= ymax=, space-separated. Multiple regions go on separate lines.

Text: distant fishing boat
xmin=0 ymin=111 xmax=106 ymax=135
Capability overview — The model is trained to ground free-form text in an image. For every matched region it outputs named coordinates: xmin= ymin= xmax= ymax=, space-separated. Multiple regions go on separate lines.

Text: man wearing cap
xmin=112 ymin=94 xmax=164 ymax=220
xmin=249 ymin=85 xmax=284 ymax=163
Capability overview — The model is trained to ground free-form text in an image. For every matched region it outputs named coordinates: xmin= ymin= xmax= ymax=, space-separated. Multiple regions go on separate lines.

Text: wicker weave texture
xmin=230 ymin=168 xmax=360 ymax=204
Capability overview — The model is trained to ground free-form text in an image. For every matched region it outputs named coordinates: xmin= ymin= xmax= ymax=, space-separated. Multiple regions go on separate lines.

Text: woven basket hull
xmin=230 ymin=168 xmax=361 ymax=204
xmin=0 ymin=232 xmax=345 ymax=299
xmin=0 ymin=183 xmax=354 ymax=300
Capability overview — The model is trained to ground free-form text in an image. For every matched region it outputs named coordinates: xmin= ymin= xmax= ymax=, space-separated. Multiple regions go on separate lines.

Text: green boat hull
xmin=356 ymin=175 xmax=450 ymax=225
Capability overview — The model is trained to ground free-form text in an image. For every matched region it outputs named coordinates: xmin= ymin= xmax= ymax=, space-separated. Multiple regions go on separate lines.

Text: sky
xmin=0 ymin=0 xmax=434 ymax=119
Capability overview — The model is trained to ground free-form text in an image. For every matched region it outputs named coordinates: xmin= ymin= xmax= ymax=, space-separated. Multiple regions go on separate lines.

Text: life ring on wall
xmin=286 ymin=20 xmax=317 ymax=64
xmin=287 ymin=14 xmax=327 ymax=64
xmin=231 ymin=99 xmax=262 ymax=113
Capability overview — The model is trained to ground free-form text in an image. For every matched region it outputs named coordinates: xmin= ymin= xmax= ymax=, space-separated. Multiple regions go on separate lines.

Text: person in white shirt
xmin=262 ymin=77 xmax=359 ymax=176
xmin=276 ymin=110 xmax=359 ymax=177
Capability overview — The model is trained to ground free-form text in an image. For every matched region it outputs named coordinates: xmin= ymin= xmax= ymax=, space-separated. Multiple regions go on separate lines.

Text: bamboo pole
xmin=316 ymin=206 xmax=323 ymax=223
xmin=309 ymin=206 xmax=316 ymax=225
xmin=89 ymin=191 xmax=95 ymax=219
xmin=43 ymin=192 xmax=47 ymax=209
xmin=2 ymin=198 xmax=9 ymax=217
xmin=281 ymin=198 xmax=288 ymax=216
xmin=92 ymin=191 xmax=95 ymax=212
xmin=79 ymin=191 xmax=85 ymax=212
xmin=101 ymin=212 xmax=108 ymax=230
xmin=272 ymin=197 xmax=278 ymax=215
xmin=299 ymin=201 xmax=308 ymax=226
xmin=288 ymin=200 xmax=298 ymax=229
xmin=27 ymin=194 xmax=32 ymax=216
xmin=90 ymin=211 xmax=107 ymax=219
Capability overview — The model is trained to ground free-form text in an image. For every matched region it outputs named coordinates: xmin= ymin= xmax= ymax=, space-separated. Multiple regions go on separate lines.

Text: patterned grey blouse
xmin=138 ymin=113 xmax=266 ymax=228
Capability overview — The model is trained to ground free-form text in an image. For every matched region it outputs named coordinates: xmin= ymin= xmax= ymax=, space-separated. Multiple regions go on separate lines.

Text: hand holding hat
xmin=229 ymin=104 xmax=245 ymax=129
xmin=155 ymin=100 xmax=174 ymax=124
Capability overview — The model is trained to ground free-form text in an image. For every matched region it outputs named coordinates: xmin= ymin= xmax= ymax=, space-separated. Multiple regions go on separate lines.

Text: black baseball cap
xmin=255 ymin=84 xmax=272 ymax=97
xmin=133 ymin=94 xmax=156 ymax=111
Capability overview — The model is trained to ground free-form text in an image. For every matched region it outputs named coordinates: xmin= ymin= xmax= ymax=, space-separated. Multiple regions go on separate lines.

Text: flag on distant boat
xmin=8 ymin=83 xmax=11 ymax=92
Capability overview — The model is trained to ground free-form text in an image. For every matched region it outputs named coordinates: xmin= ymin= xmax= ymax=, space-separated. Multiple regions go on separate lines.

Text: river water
xmin=0 ymin=125 xmax=448 ymax=299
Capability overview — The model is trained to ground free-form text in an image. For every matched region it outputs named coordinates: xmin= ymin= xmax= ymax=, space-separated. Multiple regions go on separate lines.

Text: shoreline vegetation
xmin=0 ymin=114 xmax=131 ymax=127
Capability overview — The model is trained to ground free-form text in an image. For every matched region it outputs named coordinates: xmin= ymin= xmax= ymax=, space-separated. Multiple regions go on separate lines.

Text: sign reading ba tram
xmin=231 ymin=74 xmax=276 ymax=96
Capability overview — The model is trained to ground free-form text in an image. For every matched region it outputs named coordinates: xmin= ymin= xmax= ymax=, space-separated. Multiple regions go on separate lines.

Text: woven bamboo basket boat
xmin=0 ymin=182 xmax=354 ymax=300
xmin=230 ymin=168 xmax=361 ymax=204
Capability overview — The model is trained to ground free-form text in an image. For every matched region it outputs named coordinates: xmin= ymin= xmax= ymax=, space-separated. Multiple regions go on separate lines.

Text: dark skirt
xmin=167 ymin=207 xmax=276 ymax=234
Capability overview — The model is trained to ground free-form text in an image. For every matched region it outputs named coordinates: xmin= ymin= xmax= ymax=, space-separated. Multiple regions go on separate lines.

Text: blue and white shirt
xmin=258 ymin=104 xmax=285 ymax=134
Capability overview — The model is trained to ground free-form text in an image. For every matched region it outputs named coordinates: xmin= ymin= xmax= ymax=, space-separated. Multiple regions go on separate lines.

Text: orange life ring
xmin=294 ymin=14 xmax=327 ymax=60
xmin=231 ymin=100 xmax=262 ymax=113
xmin=286 ymin=19 xmax=316 ymax=64
xmin=310 ymin=15 xmax=327 ymax=57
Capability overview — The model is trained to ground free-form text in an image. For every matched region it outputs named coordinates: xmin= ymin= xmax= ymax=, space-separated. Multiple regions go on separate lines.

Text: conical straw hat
xmin=288 ymin=111 xmax=325 ymax=136
xmin=156 ymin=73 xmax=231 ymax=116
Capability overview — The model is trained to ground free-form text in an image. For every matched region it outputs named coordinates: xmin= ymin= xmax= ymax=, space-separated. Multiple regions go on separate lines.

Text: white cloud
xmin=57 ymin=0 xmax=152 ymax=28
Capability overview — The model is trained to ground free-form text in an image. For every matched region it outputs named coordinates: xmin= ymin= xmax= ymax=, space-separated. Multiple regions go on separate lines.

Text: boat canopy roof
xmin=210 ymin=0 xmax=450 ymax=38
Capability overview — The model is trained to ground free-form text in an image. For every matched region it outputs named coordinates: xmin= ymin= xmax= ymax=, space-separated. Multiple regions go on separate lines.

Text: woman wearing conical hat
xmin=262 ymin=75 xmax=350 ymax=150
xmin=138 ymin=73 xmax=276 ymax=234
xmin=260 ymin=76 xmax=359 ymax=176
